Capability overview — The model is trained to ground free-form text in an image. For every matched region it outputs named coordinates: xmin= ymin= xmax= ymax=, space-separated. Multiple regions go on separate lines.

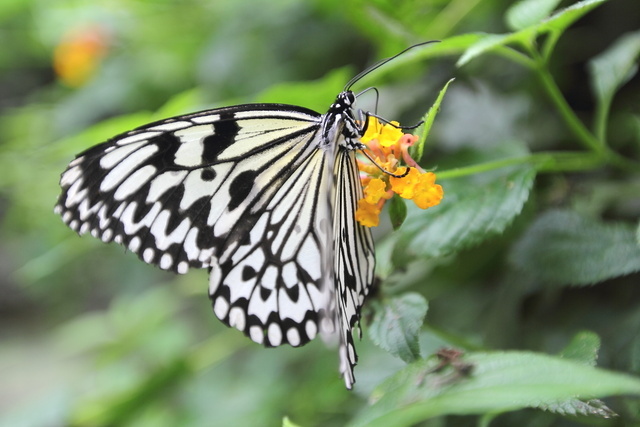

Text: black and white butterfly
xmin=55 ymin=44 xmax=428 ymax=388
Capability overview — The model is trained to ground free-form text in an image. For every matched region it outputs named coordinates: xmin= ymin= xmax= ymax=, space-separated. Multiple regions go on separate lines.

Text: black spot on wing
xmin=242 ymin=265 xmax=257 ymax=281
xmin=285 ymin=284 xmax=299 ymax=302
xmin=200 ymin=168 xmax=216 ymax=181
xmin=260 ymin=286 xmax=272 ymax=300
xmin=228 ymin=170 xmax=257 ymax=211
xmin=202 ymin=113 xmax=240 ymax=163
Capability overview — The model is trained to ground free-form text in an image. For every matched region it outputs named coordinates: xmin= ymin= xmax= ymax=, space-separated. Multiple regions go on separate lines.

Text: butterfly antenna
xmin=344 ymin=41 xmax=439 ymax=91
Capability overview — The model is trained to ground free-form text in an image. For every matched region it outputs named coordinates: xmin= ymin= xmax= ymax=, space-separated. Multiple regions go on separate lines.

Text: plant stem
xmin=534 ymin=64 xmax=604 ymax=154
xmin=436 ymin=151 xmax=604 ymax=180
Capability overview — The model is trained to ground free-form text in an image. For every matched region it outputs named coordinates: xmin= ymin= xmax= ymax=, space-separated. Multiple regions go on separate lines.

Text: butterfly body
xmin=56 ymin=90 xmax=374 ymax=388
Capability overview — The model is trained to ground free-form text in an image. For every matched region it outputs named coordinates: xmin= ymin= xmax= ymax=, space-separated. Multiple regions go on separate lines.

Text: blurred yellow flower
xmin=355 ymin=117 xmax=443 ymax=227
xmin=54 ymin=25 xmax=109 ymax=87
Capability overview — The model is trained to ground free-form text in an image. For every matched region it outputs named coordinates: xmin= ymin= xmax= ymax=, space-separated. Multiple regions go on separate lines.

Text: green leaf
xmin=536 ymin=399 xmax=616 ymax=418
xmin=369 ymin=293 xmax=428 ymax=363
xmin=282 ymin=416 xmax=302 ymax=427
xmin=350 ymin=351 xmax=640 ymax=427
xmin=537 ymin=0 xmax=608 ymax=34
xmin=559 ymin=331 xmax=601 ymax=367
xmin=458 ymin=0 xmax=609 ymax=66
xmin=388 ymin=195 xmax=408 ymax=230
xmin=505 ymin=0 xmax=563 ymax=31
xmin=589 ymin=31 xmax=640 ymax=105
xmin=509 ymin=209 xmax=640 ymax=286
xmin=589 ymin=31 xmax=640 ymax=140
xmin=411 ymin=78 xmax=455 ymax=162
xmin=457 ymin=33 xmax=516 ymax=68
xmin=397 ymin=161 xmax=536 ymax=258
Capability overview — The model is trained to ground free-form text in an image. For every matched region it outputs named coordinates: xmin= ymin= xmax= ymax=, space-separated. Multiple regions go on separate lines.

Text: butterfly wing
xmin=56 ymin=104 xmax=336 ymax=348
xmin=333 ymin=148 xmax=376 ymax=389
xmin=207 ymin=140 xmax=336 ymax=348
xmin=56 ymin=104 xmax=323 ymax=273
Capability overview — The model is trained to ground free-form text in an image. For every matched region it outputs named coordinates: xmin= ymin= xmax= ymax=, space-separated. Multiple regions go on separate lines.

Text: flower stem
xmin=534 ymin=64 xmax=603 ymax=154
xmin=436 ymin=151 xmax=604 ymax=180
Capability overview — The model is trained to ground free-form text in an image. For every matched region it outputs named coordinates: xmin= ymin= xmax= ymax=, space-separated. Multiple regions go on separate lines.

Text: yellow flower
xmin=389 ymin=167 xmax=419 ymax=199
xmin=54 ymin=25 xmax=109 ymax=87
xmin=355 ymin=117 xmax=443 ymax=227
xmin=355 ymin=199 xmax=381 ymax=228
xmin=361 ymin=117 xmax=404 ymax=147
xmin=364 ymin=178 xmax=388 ymax=204
xmin=413 ymin=173 xmax=444 ymax=209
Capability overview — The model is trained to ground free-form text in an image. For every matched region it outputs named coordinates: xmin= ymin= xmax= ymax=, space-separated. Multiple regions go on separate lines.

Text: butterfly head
xmin=330 ymin=90 xmax=356 ymax=113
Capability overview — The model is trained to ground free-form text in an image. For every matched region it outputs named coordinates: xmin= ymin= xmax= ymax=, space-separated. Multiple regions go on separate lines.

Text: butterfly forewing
xmin=56 ymin=105 xmax=323 ymax=275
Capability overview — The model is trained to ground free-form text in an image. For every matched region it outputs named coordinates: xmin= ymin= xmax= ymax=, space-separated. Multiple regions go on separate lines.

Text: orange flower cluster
xmin=54 ymin=26 xmax=109 ymax=87
xmin=355 ymin=116 xmax=443 ymax=227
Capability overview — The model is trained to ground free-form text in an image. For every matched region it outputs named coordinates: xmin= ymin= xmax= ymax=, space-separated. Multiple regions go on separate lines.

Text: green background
xmin=1 ymin=0 xmax=639 ymax=426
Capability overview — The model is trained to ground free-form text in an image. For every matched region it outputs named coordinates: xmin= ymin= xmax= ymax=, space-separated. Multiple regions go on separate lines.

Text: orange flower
xmin=364 ymin=178 xmax=389 ymax=204
xmin=413 ymin=173 xmax=444 ymax=209
xmin=355 ymin=117 xmax=443 ymax=227
xmin=54 ymin=25 xmax=109 ymax=87
xmin=355 ymin=199 xmax=382 ymax=228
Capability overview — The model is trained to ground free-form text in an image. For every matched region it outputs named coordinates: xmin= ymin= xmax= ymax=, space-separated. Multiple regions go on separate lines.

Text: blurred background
xmin=1 ymin=0 xmax=639 ymax=426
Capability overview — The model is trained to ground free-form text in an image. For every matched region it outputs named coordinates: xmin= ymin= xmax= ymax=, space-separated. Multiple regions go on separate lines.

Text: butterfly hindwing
xmin=333 ymin=149 xmax=376 ymax=389
xmin=208 ymin=145 xmax=336 ymax=348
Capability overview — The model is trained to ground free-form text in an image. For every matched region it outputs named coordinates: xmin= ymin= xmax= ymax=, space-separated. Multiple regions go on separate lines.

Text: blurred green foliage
xmin=1 ymin=0 xmax=639 ymax=426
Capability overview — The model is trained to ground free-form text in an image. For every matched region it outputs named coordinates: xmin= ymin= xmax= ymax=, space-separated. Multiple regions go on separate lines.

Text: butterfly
xmin=55 ymin=43 xmax=429 ymax=388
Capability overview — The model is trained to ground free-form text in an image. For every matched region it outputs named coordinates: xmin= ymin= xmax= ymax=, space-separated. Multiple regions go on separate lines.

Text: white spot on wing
xmin=249 ymin=325 xmax=264 ymax=344
xmin=278 ymin=287 xmax=309 ymax=324
xmin=305 ymin=320 xmax=317 ymax=340
xmin=147 ymin=170 xmax=188 ymax=202
xmin=160 ymin=253 xmax=173 ymax=269
xmin=268 ymin=323 xmax=282 ymax=346
xmin=287 ymin=328 xmax=301 ymax=346
xmin=213 ymin=297 xmax=229 ymax=319
xmin=100 ymin=140 xmax=146 ymax=169
xmin=185 ymin=228 xmax=201 ymax=263
xmin=228 ymin=307 xmax=246 ymax=331
xmin=173 ymin=124 xmax=214 ymax=167
xmin=209 ymin=261 xmax=222 ymax=295
xmin=147 ymin=121 xmax=191 ymax=132
xmin=143 ymin=247 xmax=155 ymax=263
xmin=180 ymin=169 xmax=216 ymax=210
xmin=115 ymin=131 xmax=160 ymax=146
xmin=149 ymin=210 xmax=191 ymax=250
xmin=60 ymin=166 xmax=82 ymax=187
xmin=297 ymin=236 xmax=321 ymax=280
xmin=65 ymin=180 xmax=88 ymax=207
xmin=248 ymin=283 xmax=277 ymax=323
xmin=101 ymin=145 xmax=159 ymax=192
xmin=191 ymin=114 xmax=220 ymax=124
xmin=114 ymin=165 xmax=157 ymax=201
xmin=177 ymin=261 xmax=189 ymax=274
